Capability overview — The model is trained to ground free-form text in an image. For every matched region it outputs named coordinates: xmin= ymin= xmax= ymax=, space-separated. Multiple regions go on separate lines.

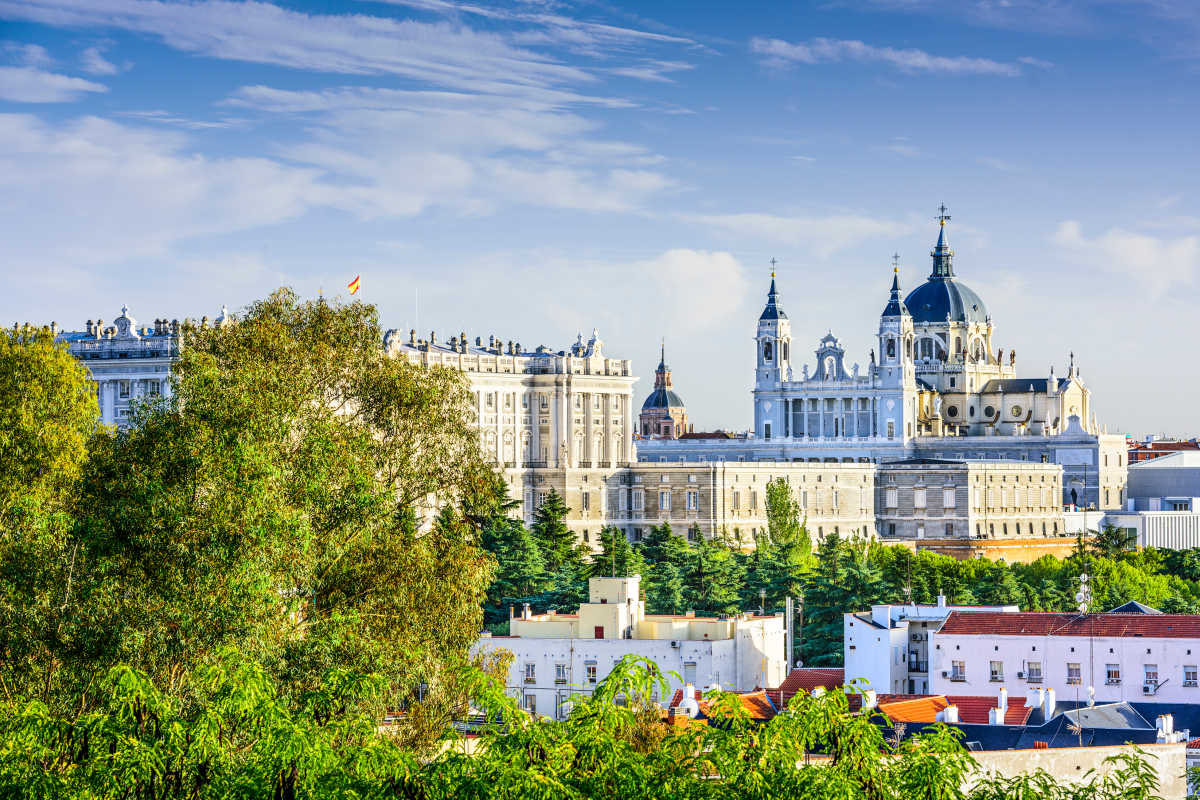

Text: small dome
xmin=642 ymin=387 xmax=685 ymax=410
xmin=904 ymin=278 xmax=988 ymax=325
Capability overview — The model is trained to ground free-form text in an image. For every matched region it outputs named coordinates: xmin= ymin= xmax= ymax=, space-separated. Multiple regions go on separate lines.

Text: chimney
xmin=1042 ymin=688 xmax=1055 ymax=719
xmin=937 ymin=594 xmax=947 ymax=608
xmin=938 ymin=705 xmax=959 ymax=723
xmin=988 ymin=707 xmax=1003 ymax=726
xmin=998 ymin=687 xmax=1008 ymax=711
xmin=522 ymin=602 xmax=531 ymax=620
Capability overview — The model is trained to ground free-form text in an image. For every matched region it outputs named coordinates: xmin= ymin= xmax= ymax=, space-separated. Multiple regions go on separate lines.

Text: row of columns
xmin=783 ymin=396 xmax=879 ymax=439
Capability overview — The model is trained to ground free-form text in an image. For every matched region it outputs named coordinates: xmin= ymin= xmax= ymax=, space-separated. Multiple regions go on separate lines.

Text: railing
xmin=950 ymin=673 xmax=966 ymax=682
xmin=909 ymin=661 xmax=928 ymax=673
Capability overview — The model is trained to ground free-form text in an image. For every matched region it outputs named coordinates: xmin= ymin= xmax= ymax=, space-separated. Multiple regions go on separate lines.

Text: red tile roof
xmin=667 ymin=688 xmax=776 ymax=721
xmin=877 ymin=696 xmax=949 ymax=723
xmin=938 ymin=611 xmax=1200 ymax=639
xmin=945 ymin=696 xmax=1031 ymax=725
xmin=767 ymin=668 xmax=845 ymax=708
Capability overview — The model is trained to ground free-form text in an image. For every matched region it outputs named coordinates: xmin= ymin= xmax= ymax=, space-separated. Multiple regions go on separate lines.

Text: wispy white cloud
xmin=2 ymin=41 xmax=53 ymax=67
xmin=0 ymin=113 xmax=321 ymax=266
xmin=682 ymin=211 xmax=910 ymax=258
xmin=878 ymin=141 xmax=920 ymax=157
xmin=1053 ymin=220 xmax=1199 ymax=295
xmin=226 ymin=84 xmax=674 ymax=216
xmin=1018 ymin=55 xmax=1055 ymax=69
xmin=0 ymin=0 xmax=596 ymax=96
xmin=750 ymin=36 xmax=1022 ymax=76
xmin=977 ymin=155 xmax=1017 ymax=171
xmin=608 ymin=60 xmax=694 ymax=83
xmin=80 ymin=45 xmax=121 ymax=75
xmin=0 ymin=66 xmax=107 ymax=102
xmin=116 ymin=109 xmax=245 ymax=129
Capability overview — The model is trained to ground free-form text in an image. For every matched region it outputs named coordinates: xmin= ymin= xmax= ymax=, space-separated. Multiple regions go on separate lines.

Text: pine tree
xmin=531 ymin=488 xmax=577 ymax=573
xmin=683 ymin=534 xmax=743 ymax=616
xmin=590 ymin=526 xmax=646 ymax=580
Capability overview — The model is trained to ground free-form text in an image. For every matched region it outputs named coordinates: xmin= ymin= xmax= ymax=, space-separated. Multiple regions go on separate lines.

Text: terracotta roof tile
xmin=939 ymin=611 xmax=1200 ymax=639
xmin=877 ymin=696 xmax=950 ymax=723
xmin=945 ymin=695 xmax=1031 ymax=725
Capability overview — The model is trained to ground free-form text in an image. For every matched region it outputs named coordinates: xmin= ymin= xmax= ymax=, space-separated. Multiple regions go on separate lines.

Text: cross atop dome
xmin=930 ymin=203 xmax=955 ymax=278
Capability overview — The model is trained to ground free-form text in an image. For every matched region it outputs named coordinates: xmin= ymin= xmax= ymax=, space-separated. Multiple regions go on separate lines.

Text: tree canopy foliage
xmin=0 ymin=292 xmax=501 ymax=749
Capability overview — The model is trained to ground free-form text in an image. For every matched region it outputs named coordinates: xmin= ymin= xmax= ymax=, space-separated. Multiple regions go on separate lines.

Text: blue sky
xmin=1 ymin=0 xmax=1197 ymax=436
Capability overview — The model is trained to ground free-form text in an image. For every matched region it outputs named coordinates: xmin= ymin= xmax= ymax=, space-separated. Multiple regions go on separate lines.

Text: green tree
xmin=0 ymin=325 xmax=102 ymax=707
xmin=1092 ymin=523 xmax=1137 ymax=559
xmin=531 ymin=489 xmax=577 ymax=571
xmin=591 ymin=526 xmax=647 ymax=581
xmin=69 ymin=291 xmax=497 ymax=748
xmin=683 ymin=534 xmax=744 ymax=616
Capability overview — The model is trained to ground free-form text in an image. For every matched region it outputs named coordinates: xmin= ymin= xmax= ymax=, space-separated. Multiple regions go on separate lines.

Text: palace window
xmin=686 ymin=490 xmax=699 ymax=511
xmin=631 ymin=489 xmax=644 ymax=512
xmin=913 ymin=488 xmax=926 ymax=509
xmin=581 ymin=492 xmax=590 ymax=512
xmin=943 ymin=488 xmax=956 ymax=509
xmin=119 ymin=380 xmax=130 ymax=399
xmin=659 ymin=491 xmax=671 ymax=511
xmin=885 ymin=488 xmax=898 ymax=509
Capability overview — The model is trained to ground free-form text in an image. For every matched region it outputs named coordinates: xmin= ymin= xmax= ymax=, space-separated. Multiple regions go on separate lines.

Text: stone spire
xmin=930 ymin=204 xmax=955 ymax=278
xmin=882 ymin=261 xmax=909 ymax=317
xmin=655 ymin=341 xmax=672 ymax=390
xmin=759 ymin=273 xmax=787 ymax=321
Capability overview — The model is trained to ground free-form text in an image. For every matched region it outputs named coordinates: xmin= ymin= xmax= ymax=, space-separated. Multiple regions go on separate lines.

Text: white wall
xmin=477 ymin=630 xmax=784 ymax=719
xmin=930 ymin=632 xmax=1200 ymax=706
xmin=844 ymin=614 xmax=908 ymax=694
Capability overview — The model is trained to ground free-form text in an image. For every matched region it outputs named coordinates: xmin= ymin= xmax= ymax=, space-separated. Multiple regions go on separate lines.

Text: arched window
xmin=782 ymin=341 xmax=789 ymax=361
xmin=905 ymin=338 xmax=913 ymax=359
xmin=920 ymin=338 xmax=933 ymax=360
xmin=763 ymin=341 xmax=773 ymax=362
xmin=954 ymin=336 xmax=962 ymax=355
xmin=824 ymin=356 xmax=835 ymax=377
xmin=886 ymin=338 xmax=896 ymax=358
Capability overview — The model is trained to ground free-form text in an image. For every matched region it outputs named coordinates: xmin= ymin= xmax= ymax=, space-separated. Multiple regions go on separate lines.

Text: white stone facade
xmin=58 ymin=305 xmax=186 ymax=428
xmin=474 ymin=576 xmax=787 ymax=719
xmin=843 ymin=600 xmax=1019 ymax=695
xmin=640 ymin=215 xmax=1128 ymax=512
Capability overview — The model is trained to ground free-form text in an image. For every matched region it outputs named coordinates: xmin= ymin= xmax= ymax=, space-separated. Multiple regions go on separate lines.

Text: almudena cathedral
xmin=52 ymin=211 xmax=1127 ymax=561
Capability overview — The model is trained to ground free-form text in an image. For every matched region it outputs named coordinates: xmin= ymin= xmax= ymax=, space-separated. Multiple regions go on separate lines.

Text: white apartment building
xmin=929 ymin=611 xmax=1200 ymax=705
xmin=474 ymin=576 xmax=786 ymax=719
xmin=844 ymin=599 xmax=1019 ymax=695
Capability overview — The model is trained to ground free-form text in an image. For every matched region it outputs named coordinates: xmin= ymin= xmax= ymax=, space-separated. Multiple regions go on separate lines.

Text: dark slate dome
xmin=904 ymin=278 xmax=988 ymax=325
xmin=642 ymin=387 xmax=685 ymax=410
xmin=903 ymin=217 xmax=988 ymax=324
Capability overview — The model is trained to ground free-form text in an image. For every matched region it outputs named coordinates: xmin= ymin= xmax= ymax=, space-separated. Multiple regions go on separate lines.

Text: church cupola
xmin=930 ymin=204 xmax=955 ymax=278
xmin=881 ymin=261 xmax=908 ymax=318
xmin=639 ymin=341 xmax=690 ymax=438
xmin=755 ymin=266 xmax=792 ymax=389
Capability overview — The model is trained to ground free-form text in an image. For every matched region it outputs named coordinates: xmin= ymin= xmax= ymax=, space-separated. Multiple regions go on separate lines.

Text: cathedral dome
xmin=904 ymin=278 xmax=988 ymax=325
xmin=902 ymin=213 xmax=988 ymax=325
xmin=641 ymin=386 xmax=685 ymax=410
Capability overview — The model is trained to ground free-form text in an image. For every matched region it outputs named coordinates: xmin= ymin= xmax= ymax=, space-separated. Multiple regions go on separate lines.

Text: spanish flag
xmin=347 ymin=274 xmax=361 ymax=295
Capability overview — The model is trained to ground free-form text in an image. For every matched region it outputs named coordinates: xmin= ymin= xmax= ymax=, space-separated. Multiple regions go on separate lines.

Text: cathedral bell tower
xmin=753 ymin=268 xmax=792 ymax=441
xmin=755 ymin=270 xmax=792 ymax=387
xmin=876 ymin=261 xmax=917 ymax=442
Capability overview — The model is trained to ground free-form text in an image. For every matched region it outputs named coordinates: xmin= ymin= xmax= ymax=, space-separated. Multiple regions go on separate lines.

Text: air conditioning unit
xmin=670 ymin=640 xmax=680 ymax=648
xmin=1143 ymin=684 xmax=1156 ymax=695
xmin=941 ymin=671 xmax=949 ymax=678
xmin=1017 ymin=671 xmax=1025 ymax=679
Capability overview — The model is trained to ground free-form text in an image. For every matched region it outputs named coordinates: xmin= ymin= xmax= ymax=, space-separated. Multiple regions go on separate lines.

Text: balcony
xmin=908 ymin=661 xmax=928 ymax=673
xmin=524 ymin=677 xmax=537 ymax=685
xmin=949 ymin=674 xmax=966 ymax=683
